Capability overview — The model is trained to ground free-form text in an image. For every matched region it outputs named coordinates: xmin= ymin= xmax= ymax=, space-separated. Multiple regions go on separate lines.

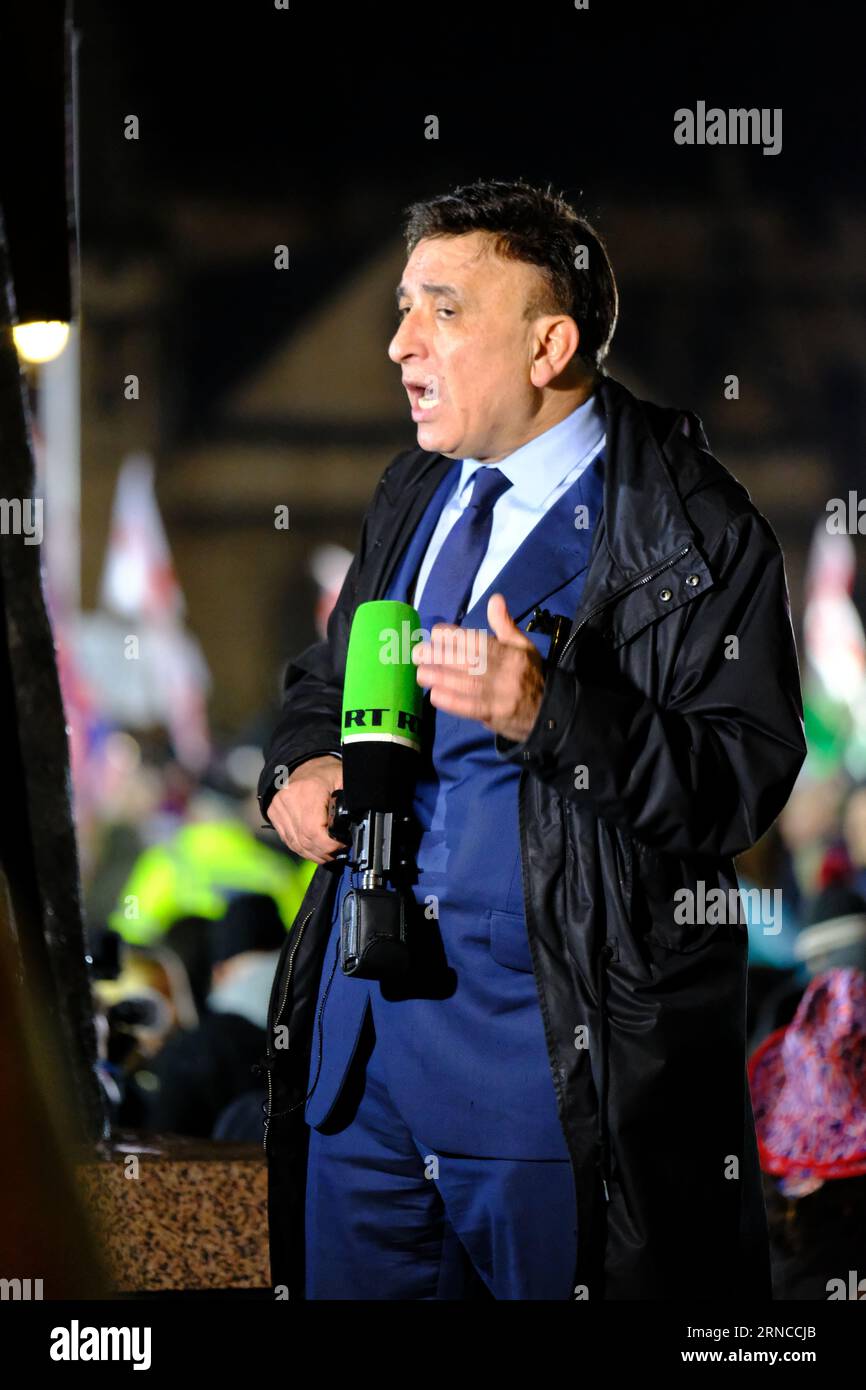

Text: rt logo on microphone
xmin=378 ymin=621 xmax=488 ymax=674
xmin=344 ymin=707 xmax=422 ymax=734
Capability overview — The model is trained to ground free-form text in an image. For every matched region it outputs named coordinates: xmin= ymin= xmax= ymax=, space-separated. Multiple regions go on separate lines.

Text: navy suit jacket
xmin=303 ymin=450 xmax=605 ymax=1157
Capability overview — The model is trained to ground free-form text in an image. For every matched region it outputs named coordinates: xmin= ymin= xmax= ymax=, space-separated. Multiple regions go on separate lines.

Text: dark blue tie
xmin=415 ymin=466 xmax=513 ymax=628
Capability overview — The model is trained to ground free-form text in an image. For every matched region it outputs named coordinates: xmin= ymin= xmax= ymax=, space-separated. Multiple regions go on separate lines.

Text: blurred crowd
xmin=79 ymin=543 xmax=354 ymax=1147
xmin=84 ymin=743 xmax=315 ymax=1143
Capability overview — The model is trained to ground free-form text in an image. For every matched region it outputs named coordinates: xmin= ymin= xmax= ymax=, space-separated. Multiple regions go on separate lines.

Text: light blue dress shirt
xmin=411 ymin=390 xmax=606 ymax=615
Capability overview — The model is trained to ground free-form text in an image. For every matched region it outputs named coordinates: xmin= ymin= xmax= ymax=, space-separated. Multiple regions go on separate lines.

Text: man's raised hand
xmin=412 ymin=593 xmax=546 ymax=743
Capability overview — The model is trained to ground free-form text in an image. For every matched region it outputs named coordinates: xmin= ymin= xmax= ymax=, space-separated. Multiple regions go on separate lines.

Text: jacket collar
xmin=573 ymin=375 xmax=714 ymax=647
xmin=596 ymin=374 xmax=697 ymax=568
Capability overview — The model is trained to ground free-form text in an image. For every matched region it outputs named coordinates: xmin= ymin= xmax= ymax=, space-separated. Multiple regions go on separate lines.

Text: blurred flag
xmin=75 ymin=454 xmax=211 ymax=773
xmin=99 ymin=453 xmax=184 ymax=622
xmin=802 ymin=524 xmax=866 ymax=776
xmin=51 ymin=595 xmax=115 ymax=867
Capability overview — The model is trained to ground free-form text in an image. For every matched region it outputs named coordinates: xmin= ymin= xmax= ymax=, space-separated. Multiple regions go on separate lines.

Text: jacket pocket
xmin=596 ymin=819 xmax=633 ymax=936
xmin=631 ymin=842 xmax=732 ymax=953
xmin=488 ymin=909 xmax=534 ymax=972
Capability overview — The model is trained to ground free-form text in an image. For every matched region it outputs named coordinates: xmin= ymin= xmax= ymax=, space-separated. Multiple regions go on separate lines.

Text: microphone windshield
xmin=341 ymin=600 xmax=424 ymax=813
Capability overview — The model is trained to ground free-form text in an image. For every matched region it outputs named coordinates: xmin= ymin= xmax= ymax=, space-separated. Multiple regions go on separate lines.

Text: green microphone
xmin=340 ymin=599 xmax=425 ymax=815
xmin=329 ymin=601 xmax=426 ymax=981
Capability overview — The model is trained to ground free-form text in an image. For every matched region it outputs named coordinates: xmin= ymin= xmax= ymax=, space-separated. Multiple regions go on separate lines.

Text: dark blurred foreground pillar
xmin=0 ymin=0 xmax=105 ymax=1141
xmin=0 ymin=36 xmax=109 ymax=1281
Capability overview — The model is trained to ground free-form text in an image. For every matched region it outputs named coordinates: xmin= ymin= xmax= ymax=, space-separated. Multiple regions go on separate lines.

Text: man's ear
xmin=530 ymin=315 xmax=581 ymax=387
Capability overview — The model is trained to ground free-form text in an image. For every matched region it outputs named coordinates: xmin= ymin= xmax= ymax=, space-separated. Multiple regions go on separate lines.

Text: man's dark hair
xmin=403 ymin=177 xmax=618 ymax=373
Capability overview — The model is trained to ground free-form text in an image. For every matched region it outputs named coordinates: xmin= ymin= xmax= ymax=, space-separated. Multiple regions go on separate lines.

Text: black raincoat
xmin=257 ymin=374 xmax=807 ymax=1300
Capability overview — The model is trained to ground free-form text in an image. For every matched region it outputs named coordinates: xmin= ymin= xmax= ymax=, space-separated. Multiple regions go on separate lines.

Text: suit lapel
xmin=462 ymin=450 xmax=605 ymax=627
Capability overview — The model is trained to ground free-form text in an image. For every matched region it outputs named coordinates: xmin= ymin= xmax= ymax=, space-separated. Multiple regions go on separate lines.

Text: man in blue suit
xmin=261 ymin=177 xmax=804 ymax=1300
xmin=265 ymin=178 xmax=615 ymax=1299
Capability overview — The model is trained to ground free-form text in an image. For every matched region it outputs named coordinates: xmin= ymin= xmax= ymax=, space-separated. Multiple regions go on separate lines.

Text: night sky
xmin=78 ymin=0 xmax=863 ymax=222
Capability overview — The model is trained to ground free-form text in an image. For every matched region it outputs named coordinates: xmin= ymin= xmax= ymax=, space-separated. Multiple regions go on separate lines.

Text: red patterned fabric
xmin=749 ymin=967 xmax=866 ymax=1182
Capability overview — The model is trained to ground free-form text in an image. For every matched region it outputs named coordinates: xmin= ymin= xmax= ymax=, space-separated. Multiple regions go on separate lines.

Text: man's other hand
xmin=412 ymin=593 xmax=546 ymax=743
xmin=266 ymin=755 xmax=345 ymax=864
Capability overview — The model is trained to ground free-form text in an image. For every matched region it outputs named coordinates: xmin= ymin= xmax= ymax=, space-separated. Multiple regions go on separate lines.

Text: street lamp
xmin=13 ymin=320 xmax=70 ymax=364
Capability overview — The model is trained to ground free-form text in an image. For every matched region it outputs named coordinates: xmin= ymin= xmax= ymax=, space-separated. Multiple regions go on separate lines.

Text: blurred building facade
xmin=76 ymin=183 xmax=866 ymax=739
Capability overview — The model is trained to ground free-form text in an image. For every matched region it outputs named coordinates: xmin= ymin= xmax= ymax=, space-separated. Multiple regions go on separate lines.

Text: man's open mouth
xmin=407 ymin=381 xmax=440 ymax=409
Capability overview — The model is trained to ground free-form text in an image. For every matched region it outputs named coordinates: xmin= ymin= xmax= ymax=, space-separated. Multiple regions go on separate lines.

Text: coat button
xmin=686 ymin=574 xmax=700 ymax=587
xmin=659 ymin=587 xmax=672 ymax=602
xmin=546 ymin=718 xmax=557 ymax=731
